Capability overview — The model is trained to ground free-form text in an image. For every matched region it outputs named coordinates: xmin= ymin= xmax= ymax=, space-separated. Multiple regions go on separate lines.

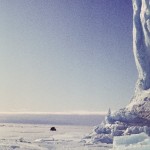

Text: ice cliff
xmin=132 ymin=0 xmax=150 ymax=93
xmin=127 ymin=0 xmax=150 ymax=121
xmin=83 ymin=0 xmax=150 ymax=144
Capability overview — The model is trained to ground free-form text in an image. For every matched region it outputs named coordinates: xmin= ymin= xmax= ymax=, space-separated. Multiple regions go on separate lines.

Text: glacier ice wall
xmin=133 ymin=0 xmax=150 ymax=93
xmin=84 ymin=1 xmax=150 ymax=144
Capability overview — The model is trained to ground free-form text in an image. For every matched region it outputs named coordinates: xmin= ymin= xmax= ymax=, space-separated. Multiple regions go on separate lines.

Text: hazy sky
xmin=0 ymin=0 xmax=137 ymax=113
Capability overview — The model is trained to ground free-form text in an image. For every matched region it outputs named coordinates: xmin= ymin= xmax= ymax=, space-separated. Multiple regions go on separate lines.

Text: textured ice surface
xmin=127 ymin=0 xmax=150 ymax=121
xmin=113 ymin=133 xmax=150 ymax=150
xmin=132 ymin=0 xmax=150 ymax=93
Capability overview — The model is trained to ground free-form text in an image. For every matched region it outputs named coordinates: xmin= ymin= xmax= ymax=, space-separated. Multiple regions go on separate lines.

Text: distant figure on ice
xmin=50 ymin=127 xmax=56 ymax=131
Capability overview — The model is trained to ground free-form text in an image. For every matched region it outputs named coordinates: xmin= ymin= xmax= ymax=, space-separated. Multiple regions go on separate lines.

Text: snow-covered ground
xmin=0 ymin=123 xmax=112 ymax=150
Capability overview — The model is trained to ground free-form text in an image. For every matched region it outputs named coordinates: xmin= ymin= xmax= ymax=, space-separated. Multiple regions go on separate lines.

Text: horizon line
xmin=0 ymin=111 xmax=107 ymax=115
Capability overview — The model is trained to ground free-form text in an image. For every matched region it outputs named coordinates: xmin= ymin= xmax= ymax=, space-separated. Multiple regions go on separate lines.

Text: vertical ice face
xmin=133 ymin=0 xmax=150 ymax=93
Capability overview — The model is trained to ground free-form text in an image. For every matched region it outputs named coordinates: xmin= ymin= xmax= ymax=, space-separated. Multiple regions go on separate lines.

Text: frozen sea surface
xmin=0 ymin=123 xmax=112 ymax=150
xmin=0 ymin=114 xmax=105 ymax=126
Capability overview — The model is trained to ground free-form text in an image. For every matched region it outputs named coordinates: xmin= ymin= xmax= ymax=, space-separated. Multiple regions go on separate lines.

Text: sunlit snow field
xmin=0 ymin=114 xmax=112 ymax=150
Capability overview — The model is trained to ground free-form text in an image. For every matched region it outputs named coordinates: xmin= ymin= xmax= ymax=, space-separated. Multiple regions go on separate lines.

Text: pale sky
xmin=0 ymin=0 xmax=137 ymax=113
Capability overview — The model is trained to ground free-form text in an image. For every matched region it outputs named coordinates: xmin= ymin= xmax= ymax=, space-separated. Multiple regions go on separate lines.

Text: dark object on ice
xmin=50 ymin=127 xmax=56 ymax=131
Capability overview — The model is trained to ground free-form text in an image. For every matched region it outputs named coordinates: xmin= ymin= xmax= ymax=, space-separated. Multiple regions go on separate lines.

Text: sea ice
xmin=0 ymin=123 xmax=112 ymax=150
xmin=113 ymin=133 xmax=150 ymax=150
